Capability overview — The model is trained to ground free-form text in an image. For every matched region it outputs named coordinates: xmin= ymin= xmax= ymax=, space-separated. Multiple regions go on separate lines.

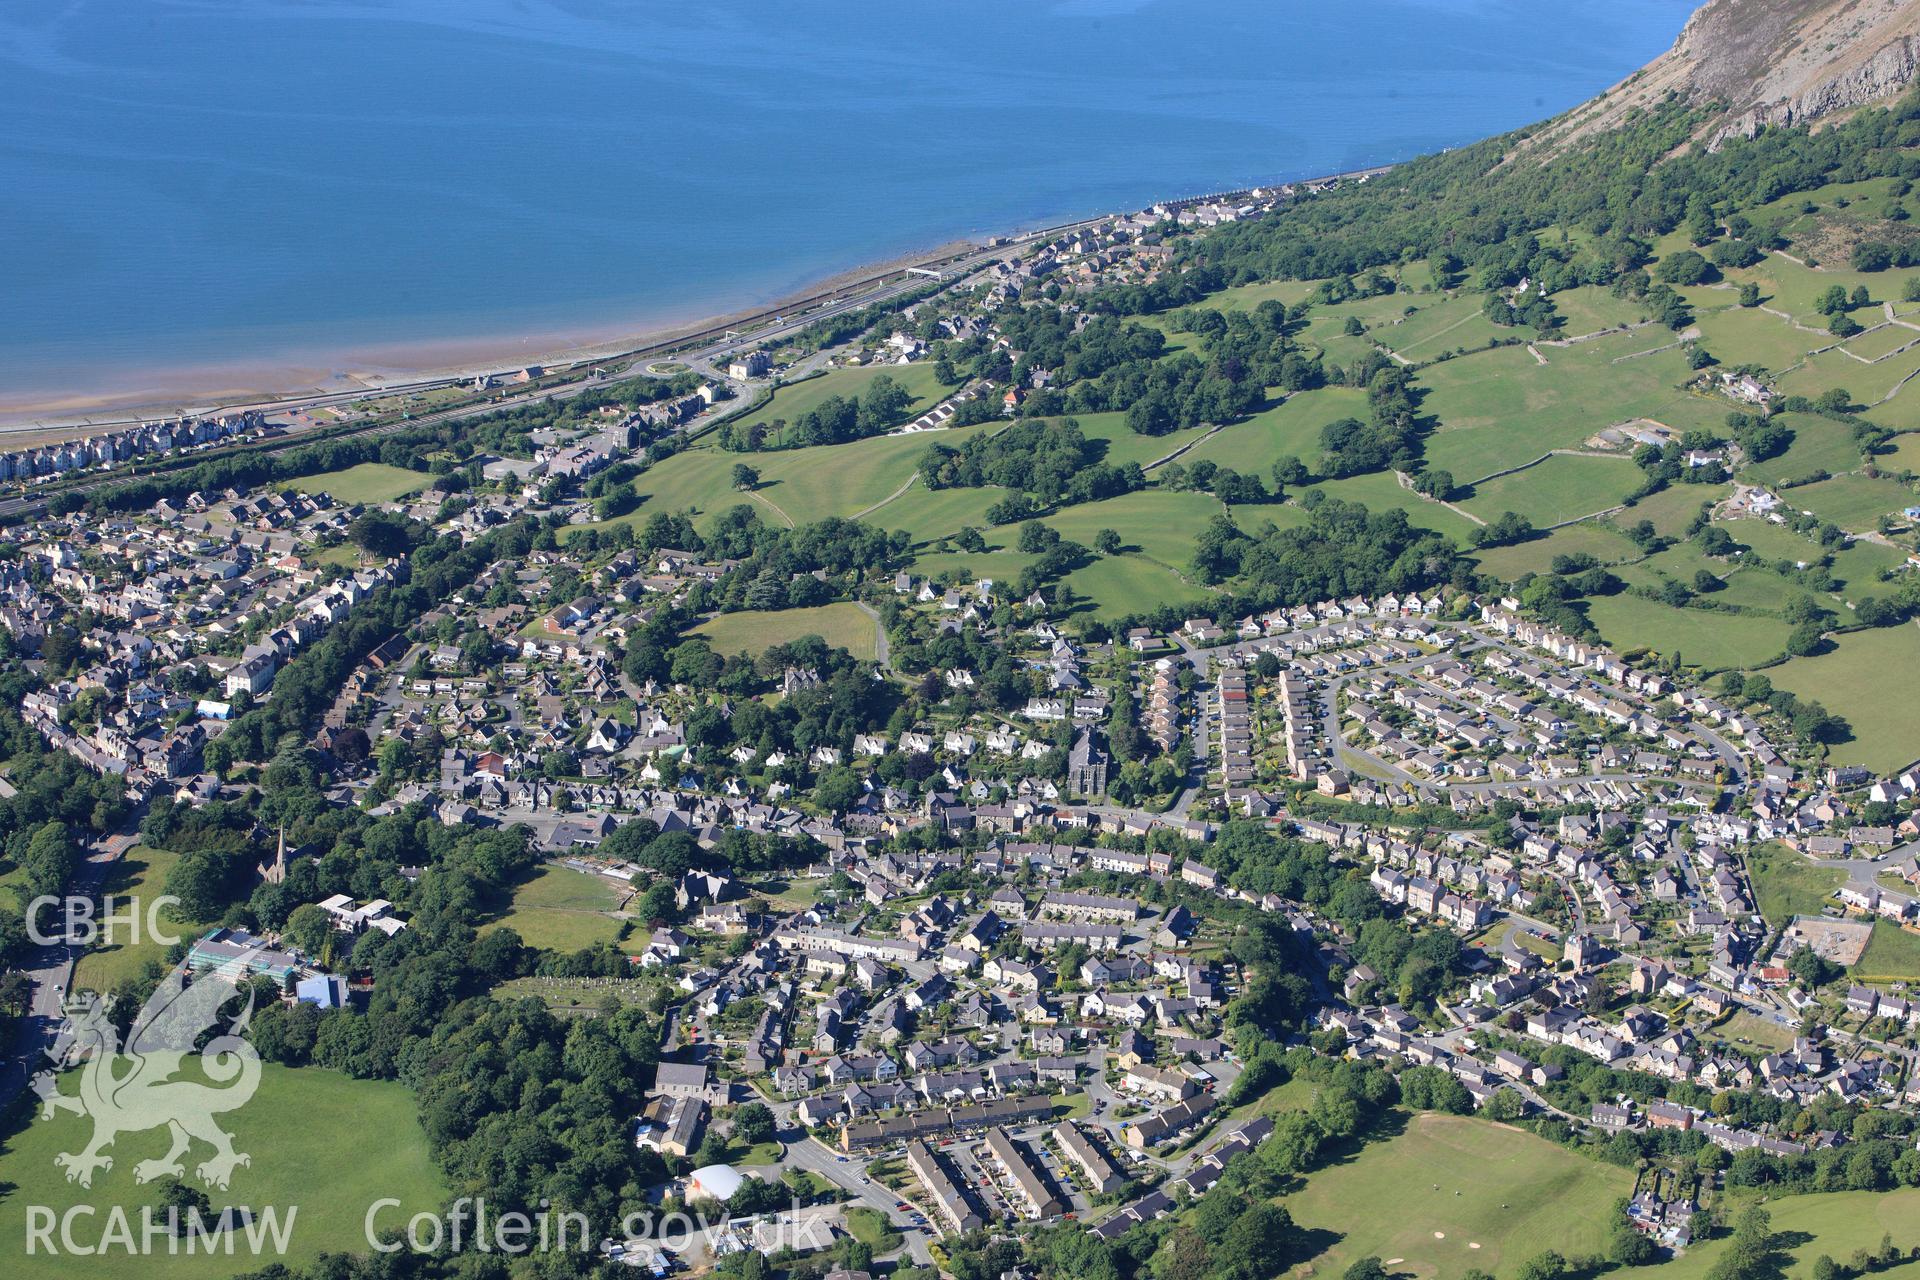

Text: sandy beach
xmin=0 ymin=238 xmax=982 ymax=436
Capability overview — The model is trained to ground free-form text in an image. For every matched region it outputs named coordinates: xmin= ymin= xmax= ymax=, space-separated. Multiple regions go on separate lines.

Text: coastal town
xmin=11 ymin=60 xmax=1920 ymax=1280
xmin=10 ymin=320 xmax=1920 ymax=1272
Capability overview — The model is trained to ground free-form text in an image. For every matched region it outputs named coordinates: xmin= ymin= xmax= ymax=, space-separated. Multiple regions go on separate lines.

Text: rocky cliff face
xmin=1528 ymin=0 xmax=1920 ymax=154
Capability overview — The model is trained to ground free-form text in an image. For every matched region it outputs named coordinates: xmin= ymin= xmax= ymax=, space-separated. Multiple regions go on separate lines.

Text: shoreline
xmin=0 ymin=165 xmax=1384 ymax=437
xmin=0 ymin=237 xmax=987 ymax=434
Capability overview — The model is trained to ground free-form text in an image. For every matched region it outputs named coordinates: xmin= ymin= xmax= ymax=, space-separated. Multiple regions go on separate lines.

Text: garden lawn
xmin=1583 ymin=594 xmax=1790 ymax=670
xmin=1855 ymin=923 xmax=1920 ymax=982
xmin=276 ymin=462 xmax=428 ymax=504
xmin=484 ymin=863 xmax=624 ymax=953
xmin=1744 ymin=842 xmax=1846 ymax=926
xmin=1279 ymin=1113 xmax=1630 ymax=1280
xmin=0 ymin=1064 xmax=446 ymax=1280
xmin=1766 ymin=623 xmax=1920 ymax=773
xmin=693 ymin=603 xmax=878 ymax=660
xmin=1458 ymin=454 xmax=1642 ymax=527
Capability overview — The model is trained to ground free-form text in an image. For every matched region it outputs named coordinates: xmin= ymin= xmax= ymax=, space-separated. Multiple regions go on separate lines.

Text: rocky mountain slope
xmin=1531 ymin=0 xmax=1920 ymax=151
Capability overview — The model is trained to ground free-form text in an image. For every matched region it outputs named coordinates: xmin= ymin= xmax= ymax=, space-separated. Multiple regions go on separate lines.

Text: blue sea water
xmin=0 ymin=0 xmax=1696 ymax=402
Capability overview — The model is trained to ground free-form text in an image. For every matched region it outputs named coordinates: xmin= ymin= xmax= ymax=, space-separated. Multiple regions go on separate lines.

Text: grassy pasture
xmin=1692 ymin=304 xmax=1822 ymax=374
xmin=1418 ymin=340 xmax=1715 ymax=482
xmin=1470 ymin=521 xmax=1638 ymax=579
xmin=1780 ymin=342 xmax=1920 ymax=406
xmin=1047 ymin=489 xmax=1225 ymax=567
xmin=1616 ymin=483 xmax=1724 ymax=538
xmin=277 ymin=462 xmax=428 ymax=504
xmin=1299 ymin=471 xmax=1481 ymax=539
xmin=1767 ymin=623 xmax=1920 ymax=773
xmin=0 ymin=1065 xmax=446 ymax=1280
xmin=1738 ymin=413 xmax=1866 ymax=486
xmin=694 ymin=603 xmax=878 ymax=660
xmin=1745 ymin=841 xmax=1846 ymax=925
xmin=1643 ymin=1189 xmax=1920 ymax=1280
xmin=484 ymin=863 xmax=626 ymax=954
xmin=1458 ymin=454 xmax=1643 ymax=527
xmin=1787 ymin=473 xmax=1915 ymax=532
xmin=1063 ymin=411 xmax=1216 ymax=470
xmin=1842 ymin=321 xmax=1920 ymax=361
xmin=1279 ymin=1113 xmax=1630 ymax=1280
xmin=1856 ymin=923 xmax=1920 ymax=982
xmin=1373 ymin=293 xmax=1506 ymax=358
xmin=724 ymin=364 xmax=945 ymax=439
xmin=1546 ymin=285 xmax=1650 ymax=337
xmin=1584 ymin=594 xmax=1790 ymax=670
xmin=1183 ymin=388 xmax=1370 ymax=472
xmin=72 ymin=845 xmax=201 ymax=996
xmin=1064 ymin=554 xmax=1208 ymax=617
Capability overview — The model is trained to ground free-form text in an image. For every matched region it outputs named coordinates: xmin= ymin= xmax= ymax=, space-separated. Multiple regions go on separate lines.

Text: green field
xmin=1064 ymin=553 xmax=1208 ymax=617
xmin=1745 ymin=842 xmax=1846 ymax=925
xmin=1781 ymin=343 xmax=1920 ymax=407
xmin=1373 ymin=293 xmax=1507 ymax=359
xmin=1620 ymin=483 xmax=1725 ymax=539
xmin=1642 ymin=1189 xmax=1920 ymax=1280
xmin=1183 ymin=389 xmax=1370 ymax=473
xmin=72 ymin=846 xmax=201 ymax=996
xmin=1826 ymin=538 xmax=1906 ymax=598
xmin=1047 ymin=489 xmax=1227 ymax=567
xmin=1767 ymin=624 xmax=1920 ymax=773
xmin=1280 ymin=1113 xmax=1630 ymax=1280
xmin=1300 ymin=471 xmax=1481 ymax=539
xmin=1065 ymin=411 xmax=1217 ymax=471
xmin=1544 ymin=285 xmax=1651 ymax=338
xmin=277 ymin=462 xmax=429 ymax=505
xmin=1470 ymin=521 xmax=1639 ymax=579
xmin=1854 ymin=922 xmax=1920 ymax=982
xmin=1787 ymin=474 xmax=1916 ymax=532
xmin=1842 ymin=322 xmax=1920 ymax=362
xmin=1692 ymin=304 xmax=1822 ymax=375
xmin=1738 ymin=414 xmax=1867 ymax=486
xmin=484 ymin=863 xmax=625 ymax=954
xmin=1419 ymin=339 xmax=1720 ymax=482
xmin=0 ymin=1064 xmax=445 ymax=1280
xmin=693 ymin=603 xmax=879 ymax=660
xmin=1459 ymin=454 xmax=1643 ymax=527
xmin=1584 ymin=593 xmax=1790 ymax=671
xmin=723 ymin=363 xmax=945 ymax=440
xmin=581 ymin=421 xmax=997 ymax=540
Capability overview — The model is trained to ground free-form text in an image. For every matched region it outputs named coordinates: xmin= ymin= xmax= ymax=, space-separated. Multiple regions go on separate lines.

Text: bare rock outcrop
xmin=1527 ymin=0 xmax=1920 ymax=155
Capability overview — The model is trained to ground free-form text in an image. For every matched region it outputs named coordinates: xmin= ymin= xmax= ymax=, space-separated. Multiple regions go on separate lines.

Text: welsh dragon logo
xmin=31 ymin=960 xmax=263 ymax=1190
